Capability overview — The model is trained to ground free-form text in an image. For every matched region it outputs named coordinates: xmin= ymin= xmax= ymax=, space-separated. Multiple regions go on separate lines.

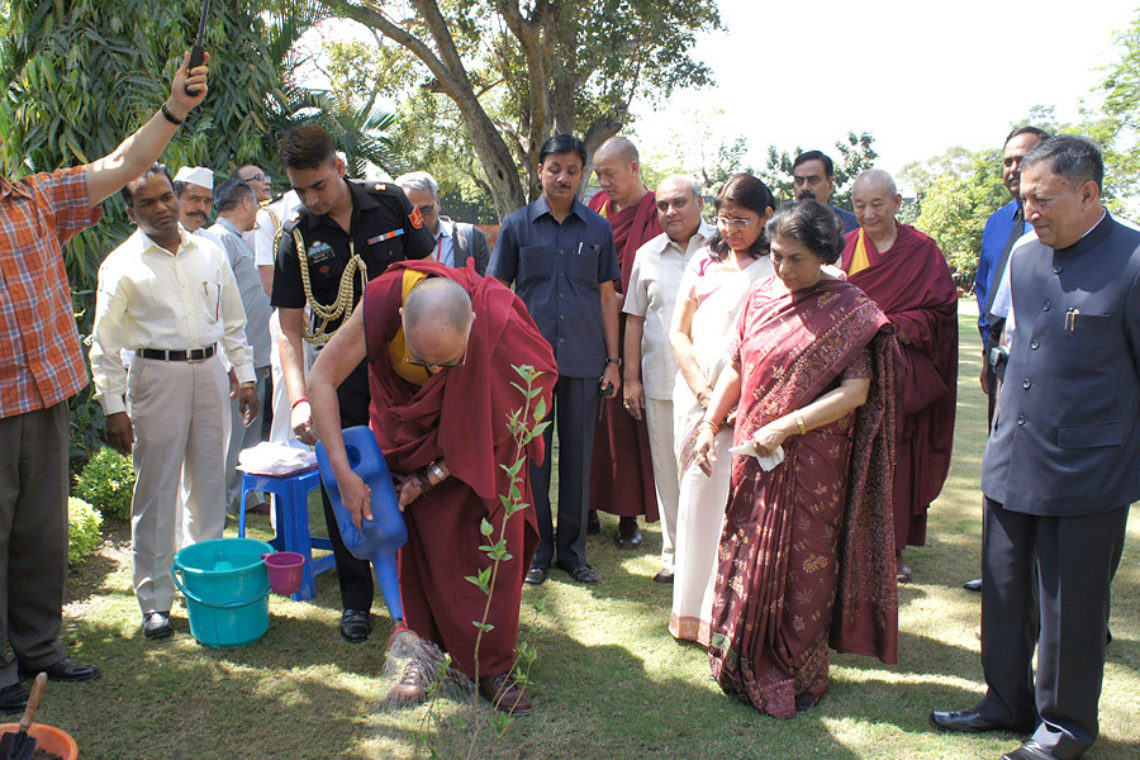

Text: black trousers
xmin=978 ymin=498 xmax=1129 ymax=759
xmin=529 ymin=376 xmax=599 ymax=570
xmin=319 ymin=361 xmax=374 ymax=611
xmin=0 ymin=402 xmax=69 ymax=686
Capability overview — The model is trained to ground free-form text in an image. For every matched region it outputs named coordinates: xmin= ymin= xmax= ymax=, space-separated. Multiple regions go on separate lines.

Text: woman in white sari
xmin=668 ymin=174 xmax=778 ymax=644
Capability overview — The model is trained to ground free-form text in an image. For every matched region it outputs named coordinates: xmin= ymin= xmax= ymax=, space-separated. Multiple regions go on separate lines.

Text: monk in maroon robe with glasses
xmin=307 ymin=260 xmax=556 ymax=716
xmin=587 ymin=137 xmax=662 ymax=553
xmin=842 ymin=169 xmax=959 ymax=583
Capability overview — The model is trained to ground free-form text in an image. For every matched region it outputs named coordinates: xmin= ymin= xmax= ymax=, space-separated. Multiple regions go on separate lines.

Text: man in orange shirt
xmin=0 ymin=54 xmax=210 ymax=712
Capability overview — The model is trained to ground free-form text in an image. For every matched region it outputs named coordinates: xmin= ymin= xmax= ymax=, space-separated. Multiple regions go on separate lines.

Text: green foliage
xmin=1088 ymin=10 xmax=1140 ymax=206
xmin=68 ymin=384 xmax=106 ymax=478
xmin=904 ymin=147 xmax=1005 ymax=281
xmin=320 ymin=0 xmax=721 ymax=215
xmin=74 ymin=446 xmax=135 ymax=522
xmin=67 ymin=496 xmax=104 ymax=565
xmin=760 ymin=131 xmax=879 ymax=207
xmin=0 ymin=0 xmax=286 ymax=330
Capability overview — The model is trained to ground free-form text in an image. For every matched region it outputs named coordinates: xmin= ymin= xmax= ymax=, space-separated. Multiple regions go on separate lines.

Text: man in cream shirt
xmin=90 ymin=163 xmax=258 ymax=641
xmin=622 ymin=175 xmax=713 ymax=583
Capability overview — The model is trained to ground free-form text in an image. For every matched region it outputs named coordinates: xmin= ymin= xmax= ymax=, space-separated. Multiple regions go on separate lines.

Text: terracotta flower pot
xmin=0 ymin=722 xmax=78 ymax=760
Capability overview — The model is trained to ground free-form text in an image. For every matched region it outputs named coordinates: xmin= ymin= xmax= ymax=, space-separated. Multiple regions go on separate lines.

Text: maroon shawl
xmin=709 ymin=278 xmax=899 ymax=711
xmin=588 ymin=189 xmax=662 ymax=291
xmin=363 ymin=259 xmax=557 ymax=677
xmin=841 ymin=224 xmax=958 ymax=548
xmin=587 ymin=190 xmax=662 ymax=520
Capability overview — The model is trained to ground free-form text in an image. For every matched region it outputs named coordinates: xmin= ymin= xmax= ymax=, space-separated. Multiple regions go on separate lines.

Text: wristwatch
xmin=606 ymin=357 xmax=622 ymax=367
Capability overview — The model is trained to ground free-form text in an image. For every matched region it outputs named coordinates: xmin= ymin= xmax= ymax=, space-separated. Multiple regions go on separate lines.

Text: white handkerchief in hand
xmin=729 ymin=442 xmax=785 ymax=471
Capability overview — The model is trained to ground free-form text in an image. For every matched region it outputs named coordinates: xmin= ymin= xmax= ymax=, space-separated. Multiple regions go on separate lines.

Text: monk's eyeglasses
xmin=405 ymin=319 xmax=474 ymax=369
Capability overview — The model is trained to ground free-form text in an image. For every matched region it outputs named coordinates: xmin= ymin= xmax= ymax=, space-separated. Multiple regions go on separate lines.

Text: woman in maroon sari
xmin=694 ymin=201 xmax=900 ymax=718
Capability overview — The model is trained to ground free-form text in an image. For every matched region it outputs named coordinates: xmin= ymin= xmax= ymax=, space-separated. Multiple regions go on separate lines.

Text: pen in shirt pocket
xmin=577 ymin=242 xmax=583 ymax=256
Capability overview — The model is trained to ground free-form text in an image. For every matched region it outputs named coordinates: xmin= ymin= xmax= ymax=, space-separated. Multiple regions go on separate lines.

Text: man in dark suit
xmin=931 ymin=135 xmax=1138 ymax=760
xmin=396 ymin=171 xmax=491 ymax=274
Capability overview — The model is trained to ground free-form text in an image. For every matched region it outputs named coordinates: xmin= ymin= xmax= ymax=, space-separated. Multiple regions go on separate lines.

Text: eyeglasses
xmin=240 ymin=173 xmax=269 ymax=183
xmin=405 ymin=319 xmax=473 ymax=369
xmin=716 ymin=216 xmax=756 ymax=229
xmin=406 ymin=344 xmax=468 ymax=369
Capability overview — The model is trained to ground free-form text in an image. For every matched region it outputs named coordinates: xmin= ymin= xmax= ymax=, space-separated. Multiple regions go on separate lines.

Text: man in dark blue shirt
xmin=489 ymin=134 xmax=622 ymax=585
xmin=974 ymin=126 xmax=1049 ymax=402
xmin=792 ymin=150 xmax=858 ymax=233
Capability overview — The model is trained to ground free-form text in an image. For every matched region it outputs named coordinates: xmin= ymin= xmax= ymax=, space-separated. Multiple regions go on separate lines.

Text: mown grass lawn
xmin=44 ymin=302 xmax=1139 ymax=759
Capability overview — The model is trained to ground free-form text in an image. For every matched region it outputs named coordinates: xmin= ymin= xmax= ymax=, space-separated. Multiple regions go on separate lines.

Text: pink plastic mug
xmin=262 ymin=551 xmax=305 ymax=596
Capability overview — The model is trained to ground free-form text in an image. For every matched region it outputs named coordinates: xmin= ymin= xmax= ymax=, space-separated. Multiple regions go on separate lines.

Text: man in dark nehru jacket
xmin=271 ymin=126 xmax=434 ymax=642
xmin=932 ymin=135 xmax=1138 ymax=760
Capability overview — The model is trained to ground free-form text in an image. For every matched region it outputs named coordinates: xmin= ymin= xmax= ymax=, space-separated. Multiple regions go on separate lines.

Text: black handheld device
xmin=184 ymin=0 xmax=212 ymax=96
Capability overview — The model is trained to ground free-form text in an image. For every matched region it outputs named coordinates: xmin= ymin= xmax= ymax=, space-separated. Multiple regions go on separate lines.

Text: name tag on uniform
xmin=368 ymin=229 xmax=405 ymax=246
xmin=307 ymin=240 xmax=335 ymax=264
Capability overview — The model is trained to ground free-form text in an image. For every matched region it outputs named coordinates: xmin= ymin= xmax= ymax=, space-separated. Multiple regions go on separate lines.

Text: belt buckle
xmin=186 ymin=347 xmax=208 ymax=363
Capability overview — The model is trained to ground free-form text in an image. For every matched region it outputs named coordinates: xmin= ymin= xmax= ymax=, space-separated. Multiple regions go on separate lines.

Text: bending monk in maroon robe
xmin=843 ymin=169 xmax=958 ymax=582
xmin=307 ymin=259 xmax=556 ymax=715
xmin=587 ymin=136 xmax=662 ymax=549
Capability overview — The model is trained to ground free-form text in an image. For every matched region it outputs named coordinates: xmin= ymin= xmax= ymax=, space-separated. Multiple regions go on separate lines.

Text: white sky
xmin=629 ymin=0 xmax=1138 ymax=183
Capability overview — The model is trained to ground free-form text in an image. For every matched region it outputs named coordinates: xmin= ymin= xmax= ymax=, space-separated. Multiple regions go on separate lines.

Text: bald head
xmin=852 ymin=169 xmax=897 ymax=197
xmin=851 ymin=169 xmax=902 ymax=244
xmin=593 ymin=136 xmax=644 ymax=209
xmin=402 ymin=277 xmax=474 ymax=371
xmin=655 ymin=175 xmax=704 ymax=243
xmin=595 ymin=136 xmax=639 ymax=164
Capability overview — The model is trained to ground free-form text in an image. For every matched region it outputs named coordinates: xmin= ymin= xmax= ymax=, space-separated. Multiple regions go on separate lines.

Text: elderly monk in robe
xmin=587 ymin=136 xmax=663 ymax=548
xmin=307 ymin=260 xmax=556 ymax=716
xmin=842 ymin=169 xmax=958 ymax=583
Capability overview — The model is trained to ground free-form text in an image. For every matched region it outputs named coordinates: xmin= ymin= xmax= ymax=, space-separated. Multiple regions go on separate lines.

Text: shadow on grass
xmin=42 ymin=612 xmax=389 ymax=760
xmin=375 ymin=633 xmax=866 ymax=760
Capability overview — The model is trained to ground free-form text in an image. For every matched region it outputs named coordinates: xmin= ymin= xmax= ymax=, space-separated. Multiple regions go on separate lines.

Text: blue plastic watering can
xmin=315 ymin=426 xmax=406 ymax=622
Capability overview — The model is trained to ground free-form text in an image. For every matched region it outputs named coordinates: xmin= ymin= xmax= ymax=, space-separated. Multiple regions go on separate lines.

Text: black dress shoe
xmin=586 ymin=511 xmax=601 ymax=535
xmin=558 ymin=563 xmax=600 ymax=584
xmin=653 ymin=569 xmax=674 ymax=584
xmin=0 ymin=683 xmax=28 ymax=714
xmin=143 ymin=611 xmax=173 ymax=640
xmin=524 ymin=566 xmax=547 ymax=585
xmin=929 ymin=708 xmax=1034 ymax=734
xmin=339 ymin=608 xmax=371 ymax=643
xmin=1001 ymin=740 xmax=1060 ymax=760
xmin=615 ymin=517 xmax=643 ymax=549
xmin=23 ymin=656 xmax=102 ymax=682
xmin=963 ymin=578 xmax=983 ymax=592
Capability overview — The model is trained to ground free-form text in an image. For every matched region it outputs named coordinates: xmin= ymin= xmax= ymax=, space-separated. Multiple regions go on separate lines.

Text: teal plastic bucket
xmin=171 ymin=537 xmax=273 ymax=648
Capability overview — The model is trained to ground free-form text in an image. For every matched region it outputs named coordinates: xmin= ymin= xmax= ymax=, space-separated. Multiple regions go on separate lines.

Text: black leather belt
xmin=137 ymin=345 xmax=216 ymax=362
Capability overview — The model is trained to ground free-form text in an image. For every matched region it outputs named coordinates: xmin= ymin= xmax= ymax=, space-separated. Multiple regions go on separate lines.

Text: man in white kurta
xmin=622 ymin=175 xmax=713 ymax=594
xmin=90 ymin=164 xmax=258 ymax=639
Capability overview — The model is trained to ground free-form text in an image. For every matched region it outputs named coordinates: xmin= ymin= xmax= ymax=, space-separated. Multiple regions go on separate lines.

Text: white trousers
xmin=268 ymin=310 xmax=316 ymax=446
xmin=669 ymin=428 xmax=732 ymax=644
xmin=225 ymin=369 xmax=267 ymax=511
xmin=127 ymin=354 xmax=229 ymax=614
xmin=644 ymin=398 xmax=680 ymax=570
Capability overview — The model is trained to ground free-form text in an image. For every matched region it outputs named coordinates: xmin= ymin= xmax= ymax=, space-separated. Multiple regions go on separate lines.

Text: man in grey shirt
xmin=210 ymin=177 xmax=273 ymax=512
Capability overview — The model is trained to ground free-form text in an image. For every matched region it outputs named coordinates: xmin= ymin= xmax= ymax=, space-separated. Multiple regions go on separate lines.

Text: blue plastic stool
xmin=238 ymin=468 xmax=335 ymax=602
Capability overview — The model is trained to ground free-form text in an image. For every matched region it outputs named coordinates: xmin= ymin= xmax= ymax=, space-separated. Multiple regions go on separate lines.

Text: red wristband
xmin=291 ymin=396 xmax=308 ymax=410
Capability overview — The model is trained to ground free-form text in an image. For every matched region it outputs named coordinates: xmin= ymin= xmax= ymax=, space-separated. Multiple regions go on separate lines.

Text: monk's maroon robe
xmin=841 ymin=224 xmax=958 ymax=551
xmin=587 ymin=189 xmax=661 ymax=521
xmin=364 ymin=260 xmax=557 ymax=678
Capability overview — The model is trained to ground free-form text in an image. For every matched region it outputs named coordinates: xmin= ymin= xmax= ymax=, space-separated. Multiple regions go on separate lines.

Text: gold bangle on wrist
xmin=796 ymin=416 xmax=807 ymax=436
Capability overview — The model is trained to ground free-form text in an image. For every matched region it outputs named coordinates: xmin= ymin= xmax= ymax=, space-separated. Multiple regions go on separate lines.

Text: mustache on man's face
xmin=186 ymin=210 xmax=208 ymax=220
xmin=797 ymin=190 xmax=817 ymax=201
